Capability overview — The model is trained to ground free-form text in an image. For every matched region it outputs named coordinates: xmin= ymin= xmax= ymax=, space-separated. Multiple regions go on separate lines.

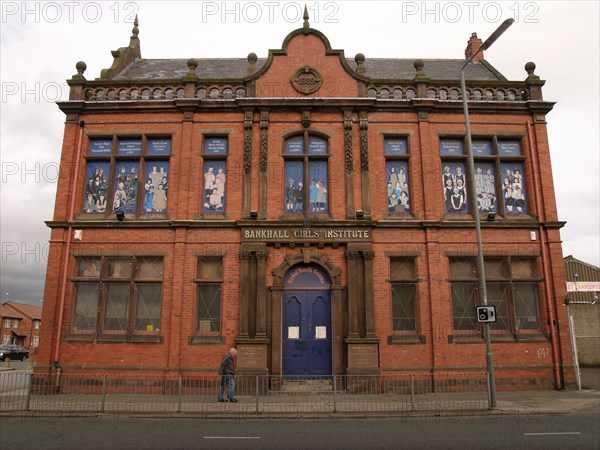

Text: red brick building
xmin=37 ymin=16 xmax=575 ymax=388
xmin=1 ymin=301 xmax=42 ymax=349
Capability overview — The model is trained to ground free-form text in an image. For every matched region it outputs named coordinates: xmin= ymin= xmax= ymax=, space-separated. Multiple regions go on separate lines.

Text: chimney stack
xmin=465 ymin=32 xmax=484 ymax=62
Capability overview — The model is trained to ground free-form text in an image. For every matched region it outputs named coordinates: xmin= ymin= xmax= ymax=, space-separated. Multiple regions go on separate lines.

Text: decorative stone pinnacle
xmin=247 ymin=52 xmax=258 ymax=64
xmin=525 ymin=61 xmax=536 ymax=76
xmin=132 ymin=15 xmax=139 ymax=37
xmin=303 ymin=4 xmax=309 ymax=29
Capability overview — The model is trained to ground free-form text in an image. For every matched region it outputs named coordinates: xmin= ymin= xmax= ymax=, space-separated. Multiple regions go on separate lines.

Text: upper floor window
xmin=284 ymin=133 xmax=329 ymax=216
xmin=202 ymin=137 xmax=228 ymax=215
xmin=84 ymin=137 xmax=171 ymax=217
xmin=440 ymin=138 xmax=528 ymax=216
xmin=33 ymin=320 xmax=40 ymax=330
xmin=3 ymin=319 xmax=10 ymax=328
xmin=384 ymin=138 xmax=411 ymax=214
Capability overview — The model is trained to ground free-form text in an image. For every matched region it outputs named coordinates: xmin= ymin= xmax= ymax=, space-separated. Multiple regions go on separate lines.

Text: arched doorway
xmin=282 ymin=263 xmax=332 ymax=376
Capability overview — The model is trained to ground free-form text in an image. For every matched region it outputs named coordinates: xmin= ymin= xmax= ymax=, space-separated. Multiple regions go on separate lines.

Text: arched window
xmin=284 ymin=133 xmax=329 ymax=216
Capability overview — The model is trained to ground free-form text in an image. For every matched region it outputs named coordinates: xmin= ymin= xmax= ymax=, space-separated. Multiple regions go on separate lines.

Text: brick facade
xmin=36 ymin=18 xmax=575 ymax=389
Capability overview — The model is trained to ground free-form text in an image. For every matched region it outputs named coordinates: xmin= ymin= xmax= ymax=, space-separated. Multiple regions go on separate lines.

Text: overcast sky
xmin=1 ymin=1 xmax=598 ymax=306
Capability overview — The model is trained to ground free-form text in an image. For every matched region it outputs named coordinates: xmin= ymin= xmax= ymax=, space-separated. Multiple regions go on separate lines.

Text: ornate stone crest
xmin=291 ymin=65 xmax=323 ymax=94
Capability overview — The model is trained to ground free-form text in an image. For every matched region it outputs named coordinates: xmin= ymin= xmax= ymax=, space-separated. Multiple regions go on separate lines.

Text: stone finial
xmin=303 ymin=4 xmax=309 ymax=31
xmin=75 ymin=61 xmax=87 ymax=77
xmin=355 ymin=53 xmax=366 ymax=76
xmin=132 ymin=14 xmax=139 ymax=37
xmin=69 ymin=61 xmax=87 ymax=99
xmin=414 ymin=59 xmax=427 ymax=79
xmin=525 ymin=61 xmax=539 ymax=79
xmin=247 ymin=52 xmax=258 ymax=75
xmin=524 ymin=61 xmax=544 ymax=100
xmin=186 ymin=58 xmax=198 ymax=77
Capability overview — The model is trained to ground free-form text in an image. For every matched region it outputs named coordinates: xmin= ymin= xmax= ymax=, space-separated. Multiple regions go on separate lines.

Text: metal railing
xmin=0 ymin=372 xmax=488 ymax=417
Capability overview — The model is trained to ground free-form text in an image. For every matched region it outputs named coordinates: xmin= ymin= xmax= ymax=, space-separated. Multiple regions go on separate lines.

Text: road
xmin=1 ymin=409 xmax=598 ymax=450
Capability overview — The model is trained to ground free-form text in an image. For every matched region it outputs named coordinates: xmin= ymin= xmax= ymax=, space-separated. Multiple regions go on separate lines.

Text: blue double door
xmin=282 ymin=290 xmax=332 ymax=376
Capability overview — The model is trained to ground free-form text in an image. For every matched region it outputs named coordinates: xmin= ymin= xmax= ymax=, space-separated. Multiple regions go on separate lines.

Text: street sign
xmin=476 ymin=306 xmax=497 ymax=323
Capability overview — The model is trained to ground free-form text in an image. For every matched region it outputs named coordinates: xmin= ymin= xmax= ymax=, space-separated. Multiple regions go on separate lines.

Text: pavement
xmin=1 ymin=365 xmax=598 ymax=417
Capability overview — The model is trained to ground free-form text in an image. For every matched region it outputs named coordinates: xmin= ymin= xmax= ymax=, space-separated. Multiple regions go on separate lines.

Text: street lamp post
xmin=460 ymin=18 xmax=514 ymax=410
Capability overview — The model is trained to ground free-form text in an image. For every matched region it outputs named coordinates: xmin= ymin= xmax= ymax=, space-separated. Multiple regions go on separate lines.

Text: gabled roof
xmin=564 ymin=255 xmax=600 ymax=271
xmin=0 ymin=301 xmax=42 ymax=321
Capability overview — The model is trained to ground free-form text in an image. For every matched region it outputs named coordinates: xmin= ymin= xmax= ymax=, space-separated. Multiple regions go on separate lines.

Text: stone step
xmin=279 ymin=379 xmax=333 ymax=393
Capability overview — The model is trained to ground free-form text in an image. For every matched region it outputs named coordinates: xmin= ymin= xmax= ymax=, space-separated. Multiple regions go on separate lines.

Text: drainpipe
xmin=53 ymin=120 xmax=85 ymax=368
xmin=526 ymin=121 xmax=562 ymax=389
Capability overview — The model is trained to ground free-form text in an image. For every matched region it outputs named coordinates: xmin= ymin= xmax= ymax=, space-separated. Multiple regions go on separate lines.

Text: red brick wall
xmin=36 ymin=30 xmax=573 ymax=389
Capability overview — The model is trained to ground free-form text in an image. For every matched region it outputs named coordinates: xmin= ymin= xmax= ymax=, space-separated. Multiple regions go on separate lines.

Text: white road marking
xmin=203 ymin=436 xmax=262 ymax=439
xmin=524 ymin=432 xmax=581 ymax=436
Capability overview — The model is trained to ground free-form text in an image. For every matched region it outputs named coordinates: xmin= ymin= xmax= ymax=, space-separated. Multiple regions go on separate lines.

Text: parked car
xmin=0 ymin=345 xmax=30 ymax=362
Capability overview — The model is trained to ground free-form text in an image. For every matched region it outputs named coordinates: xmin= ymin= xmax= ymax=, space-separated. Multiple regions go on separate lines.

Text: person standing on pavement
xmin=217 ymin=348 xmax=237 ymax=402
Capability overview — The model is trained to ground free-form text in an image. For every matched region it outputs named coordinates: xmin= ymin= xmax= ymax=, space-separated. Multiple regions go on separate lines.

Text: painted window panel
xmin=147 ymin=138 xmax=172 ymax=156
xmin=440 ymin=139 xmax=464 ymax=156
xmin=308 ymin=137 xmax=327 ymax=155
xmin=143 ymin=161 xmax=169 ymax=213
xmin=117 ymin=139 xmax=142 ymax=156
xmin=384 ymin=138 xmax=408 ymax=155
xmin=204 ymin=137 xmax=228 ymax=155
xmin=202 ymin=161 xmax=227 ymax=213
xmin=472 ymin=140 xmax=493 ymax=156
xmin=83 ymin=162 xmax=110 ymax=213
xmin=89 ymin=139 xmax=113 ymax=155
xmin=309 ymin=161 xmax=328 ymax=214
xmin=474 ymin=163 xmax=497 ymax=213
xmin=285 ymin=161 xmax=304 ymax=214
xmin=498 ymin=140 xmax=522 ymax=156
xmin=501 ymin=162 xmax=528 ymax=214
xmin=112 ymin=162 xmax=139 ymax=213
xmin=442 ymin=162 xmax=468 ymax=213
xmin=285 ymin=136 xmax=304 ymax=154
xmin=386 ymin=161 xmax=410 ymax=213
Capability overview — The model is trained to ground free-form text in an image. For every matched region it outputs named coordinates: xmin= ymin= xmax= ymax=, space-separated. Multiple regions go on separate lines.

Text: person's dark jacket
xmin=218 ymin=353 xmax=235 ymax=377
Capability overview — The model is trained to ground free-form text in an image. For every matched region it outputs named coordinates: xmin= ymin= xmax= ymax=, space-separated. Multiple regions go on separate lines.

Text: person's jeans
xmin=218 ymin=376 xmax=235 ymax=401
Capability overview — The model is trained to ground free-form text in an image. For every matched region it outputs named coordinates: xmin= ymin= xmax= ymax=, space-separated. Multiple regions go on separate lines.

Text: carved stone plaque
xmin=291 ymin=65 xmax=323 ymax=94
xmin=348 ymin=343 xmax=379 ymax=368
xmin=237 ymin=344 xmax=267 ymax=369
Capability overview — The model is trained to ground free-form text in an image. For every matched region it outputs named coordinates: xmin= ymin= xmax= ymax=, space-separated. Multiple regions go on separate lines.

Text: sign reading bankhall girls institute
xmin=242 ymin=227 xmax=371 ymax=242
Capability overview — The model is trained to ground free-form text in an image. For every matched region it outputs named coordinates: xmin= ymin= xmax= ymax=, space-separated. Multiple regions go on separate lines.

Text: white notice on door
xmin=288 ymin=326 xmax=299 ymax=339
xmin=315 ymin=326 xmax=326 ymax=339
